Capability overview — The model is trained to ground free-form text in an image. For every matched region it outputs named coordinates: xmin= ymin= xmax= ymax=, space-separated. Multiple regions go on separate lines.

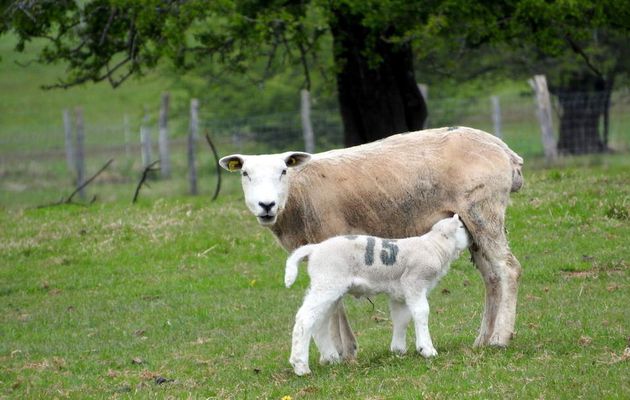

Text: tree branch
xmin=132 ymin=160 xmax=160 ymax=204
xmin=564 ymin=33 xmax=603 ymax=78
xmin=67 ymin=158 xmax=115 ymax=203
xmin=204 ymin=131 xmax=222 ymax=201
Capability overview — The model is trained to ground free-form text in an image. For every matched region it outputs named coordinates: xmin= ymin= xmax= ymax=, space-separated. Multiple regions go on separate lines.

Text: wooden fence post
xmin=188 ymin=99 xmax=199 ymax=195
xmin=418 ymin=83 xmax=429 ymax=129
xmin=140 ymin=108 xmax=153 ymax=168
xmin=158 ymin=92 xmax=171 ymax=178
xmin=529 ymin=75 xmax=558 ymax=162
xmin=123 ymin=114 xmax=131 ymax=160
xmin=74 ymin=107 xmax=86 ymax=200
xmin=300 ymin=89 xmax=315 ymax=153
xmin=491 ymin=95 xmax=502 ymax=139
xmin=63 ymin=109 xmax=75 ymax=172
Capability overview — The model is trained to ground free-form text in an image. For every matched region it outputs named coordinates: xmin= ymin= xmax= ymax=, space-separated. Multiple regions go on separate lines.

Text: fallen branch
xmin=204 ymin=131 xmax=222 ymax=201
xmin=67 ymin=159 xmax=114 ymax=203
xmin=133 ymin=160 xmax=160 ymax=204
xmin=34 ymin=159 xmax=114 ymax=209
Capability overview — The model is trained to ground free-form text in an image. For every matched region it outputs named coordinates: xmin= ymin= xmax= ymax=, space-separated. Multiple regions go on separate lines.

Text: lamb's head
xmin=432 ymin=214 xmax=471 ymax=251
xmin=219 ymin=151 xmax=311 ymax=225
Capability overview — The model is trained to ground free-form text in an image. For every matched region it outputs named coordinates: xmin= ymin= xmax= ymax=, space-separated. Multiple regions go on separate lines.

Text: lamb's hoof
xmin=291 ymin=362 xmax=311 ymax=376
xmin=390 ymin=345 xmax=407 ymax=355
xmin=319 ymin=352 xmax=341 ymax=365
xmin=419 ymin=346 xmax=438 ymax=358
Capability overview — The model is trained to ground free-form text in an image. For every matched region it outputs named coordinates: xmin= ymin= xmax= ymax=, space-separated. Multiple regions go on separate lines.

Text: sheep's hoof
xmin=487 ymin=331 xmax=511 ymax=348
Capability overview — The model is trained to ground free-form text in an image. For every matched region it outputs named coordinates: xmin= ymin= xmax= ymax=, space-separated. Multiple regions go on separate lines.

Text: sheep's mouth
xmin=257 ymin=214 xmax=277 ymax=225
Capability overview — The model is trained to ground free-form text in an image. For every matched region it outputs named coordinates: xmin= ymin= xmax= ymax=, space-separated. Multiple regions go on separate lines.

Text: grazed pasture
xmin=1 ymin=156 xmax=629 ymax=399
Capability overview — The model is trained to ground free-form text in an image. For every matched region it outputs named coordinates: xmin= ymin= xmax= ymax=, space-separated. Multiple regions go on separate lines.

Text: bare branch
xmin=132 ymin=160 xmax=160 ymax=204
xmin=204 ymin=131 xmax=222 ymax=201
xmin=67 ymin=158 xmax=115 ymax=203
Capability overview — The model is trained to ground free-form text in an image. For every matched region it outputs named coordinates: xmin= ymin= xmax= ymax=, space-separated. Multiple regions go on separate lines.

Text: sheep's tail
xmin=507 ymin=147 xmax=524 ymax=192
xmin=285 ymin=244 xmax=316 ymax=288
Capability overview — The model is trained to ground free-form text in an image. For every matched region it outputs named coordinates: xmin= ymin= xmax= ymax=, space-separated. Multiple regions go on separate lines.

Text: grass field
xmin=1 ymin=155 xmax=629 ymax=399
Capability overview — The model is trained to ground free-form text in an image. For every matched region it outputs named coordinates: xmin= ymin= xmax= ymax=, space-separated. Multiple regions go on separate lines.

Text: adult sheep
xmin=219 ymin=126 xmax=523 ymax=359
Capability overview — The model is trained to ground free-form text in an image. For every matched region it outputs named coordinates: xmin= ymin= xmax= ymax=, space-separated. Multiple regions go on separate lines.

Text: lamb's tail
xmin=285 ymin=244 xmax=316 ymax=288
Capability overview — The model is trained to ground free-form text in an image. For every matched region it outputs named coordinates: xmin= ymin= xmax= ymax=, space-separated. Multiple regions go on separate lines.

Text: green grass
xmin=1 ymin=155 xmax=629 ymax=399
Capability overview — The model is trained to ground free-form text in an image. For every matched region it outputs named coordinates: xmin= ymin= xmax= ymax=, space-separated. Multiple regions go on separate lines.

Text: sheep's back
xmin=272 ymin=127 xmax=520 ymax=251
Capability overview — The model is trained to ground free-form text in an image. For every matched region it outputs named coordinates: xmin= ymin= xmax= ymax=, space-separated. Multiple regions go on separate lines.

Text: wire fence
xmin=1 ymin=90 xmax=629 ymax=204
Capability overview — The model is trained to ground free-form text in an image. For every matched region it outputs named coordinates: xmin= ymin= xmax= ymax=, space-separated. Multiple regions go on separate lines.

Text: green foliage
xmin=1 ymin=156 xmax=629 ymax=398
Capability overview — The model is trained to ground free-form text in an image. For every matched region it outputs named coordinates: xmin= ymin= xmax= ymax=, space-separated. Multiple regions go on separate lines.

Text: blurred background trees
xmin=1 ymin=0 xmax=629 ymax=154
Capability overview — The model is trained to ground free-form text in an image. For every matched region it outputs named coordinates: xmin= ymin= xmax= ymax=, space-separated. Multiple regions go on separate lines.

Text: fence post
xmin=418 ymin=83 xmax=429 ymax=129
xmin=491 ymin=95 xmax=502 ymax=139
xmin=188 ymin=98 xmax=199 ymax=195
xmin=123 ymin=114 xmax=131 ymax=160
xmin=74 ymin=107 xmax=86 ymax=200
xmin=528 ymin=75 xmax=558 ymax=162
xmin=63 ymin=109 xmax=75 ymax=172
xmin=300 ymin=89 xmax=315 ymax=153
xmin=140 ymin=108 xmax=153 ymax=168
xmin=158 ymin=92 xmax=171 ymax=178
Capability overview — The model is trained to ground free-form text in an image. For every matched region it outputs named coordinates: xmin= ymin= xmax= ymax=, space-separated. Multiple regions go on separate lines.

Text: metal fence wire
xmin=1 ymin=90 xmax=629 ymax=194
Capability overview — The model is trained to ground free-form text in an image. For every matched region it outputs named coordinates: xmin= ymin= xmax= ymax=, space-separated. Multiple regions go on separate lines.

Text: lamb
xmin=284 ymin=214 xmax=471 ymax=376
xmin=219 ymin=126 xmax=524 ymax=359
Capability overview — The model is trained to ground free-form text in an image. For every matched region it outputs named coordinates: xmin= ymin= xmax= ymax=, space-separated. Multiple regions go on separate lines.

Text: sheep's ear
xmin=219 ymin=154 xmax=245 ymax=172
xmin=283 ymin=152 xmax=311 ymax=168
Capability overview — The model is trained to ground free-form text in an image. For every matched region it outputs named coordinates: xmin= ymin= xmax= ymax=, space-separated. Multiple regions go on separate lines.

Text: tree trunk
xmin=330 ymin=7 xmax=427 ymax=147
xmin=553 ymin=72 xmax=611 ymax=154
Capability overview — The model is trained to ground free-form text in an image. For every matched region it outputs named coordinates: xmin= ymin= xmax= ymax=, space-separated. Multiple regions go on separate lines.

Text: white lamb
xmin=284 ymin=214 xmax=471 ymax=376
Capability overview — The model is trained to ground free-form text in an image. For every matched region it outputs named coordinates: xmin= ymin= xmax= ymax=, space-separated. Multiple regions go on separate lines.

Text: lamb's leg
xmin=330 ymin=300 xmax=358 ymax=360
xmin=406 ymin=289 xmax=437 ymax=358
xmin=290 ymin=290 xmax=340 ymax=375
xmin=313 ymin=300 xmax=342 ymax=365
xmin=389 ymin=298 xmax=411 ymax=354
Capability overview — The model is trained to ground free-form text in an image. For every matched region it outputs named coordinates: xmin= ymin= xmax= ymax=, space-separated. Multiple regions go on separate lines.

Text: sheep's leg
xmin=313 ymin=300 xmax=342 ymax=365
xmin=471 ymin=248 xmax=500 ymax=347
xmin=488 ymin=251 xmax=521 ymax=346
xmin=470 ymin=236 xmax=521 ymax=347
xmin=406 ymin=289 xmax=437 ymax=358
xmin=330 ymin=300 xmax=358 ymax=360
xmin=389 ymin=298 xmax=411 ymax=354
xmin=290 ymin=290 xmax=340 ymax=375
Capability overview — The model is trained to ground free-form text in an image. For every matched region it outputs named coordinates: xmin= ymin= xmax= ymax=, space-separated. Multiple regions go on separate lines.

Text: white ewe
xmin=284 ymin=215 xmax=471 ymax=376
xmin=220 ymin=126 xmax=523 ymax=359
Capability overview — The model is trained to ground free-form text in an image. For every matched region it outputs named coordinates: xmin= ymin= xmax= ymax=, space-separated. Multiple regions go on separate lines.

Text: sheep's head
xmin=219 ymin=152 xmax=311 ymax=226
xmin=432 ymin=214 xmax=471 ymax=251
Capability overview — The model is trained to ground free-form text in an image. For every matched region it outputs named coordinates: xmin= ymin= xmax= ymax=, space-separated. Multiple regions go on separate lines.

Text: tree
xmin=0 ymin=0 xmax=427 ymax=146
xmin=2 ymin=0 xmax=628 ymax=151
xmin=403 ymin=0 xmax=630 ymax=154
xmin=505 ymin=1 xmax=630 ymax=154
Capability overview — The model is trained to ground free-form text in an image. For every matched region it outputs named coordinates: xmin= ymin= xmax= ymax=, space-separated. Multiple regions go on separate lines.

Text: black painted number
xmin=380 ymin=239 xmax=399 ymax=266
xmin=363 ymin=238 xmax=398 ymax=266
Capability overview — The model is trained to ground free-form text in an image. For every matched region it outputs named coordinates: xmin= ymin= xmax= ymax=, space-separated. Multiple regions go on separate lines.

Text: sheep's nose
xmin=258 ymin=201 xmax=276 ymax=212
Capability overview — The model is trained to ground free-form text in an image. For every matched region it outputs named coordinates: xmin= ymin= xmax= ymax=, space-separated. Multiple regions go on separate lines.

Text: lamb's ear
xmin=283 ymin=152 xmax=311 ymax=168
xmin=219 ymin=154 xmax=245 ymax=172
